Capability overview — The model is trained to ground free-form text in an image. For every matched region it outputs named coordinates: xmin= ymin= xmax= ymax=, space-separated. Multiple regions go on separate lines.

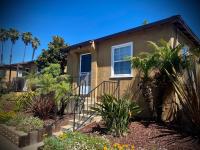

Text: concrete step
xmin=61 ymin=124 xmax=73 ymax=132
xmin=52 ymin=131 xmax=63 ymax=137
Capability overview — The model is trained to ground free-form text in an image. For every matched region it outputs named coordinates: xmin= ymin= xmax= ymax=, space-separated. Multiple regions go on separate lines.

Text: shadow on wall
xmin=122 ymin=72 xmax=152 ymax=119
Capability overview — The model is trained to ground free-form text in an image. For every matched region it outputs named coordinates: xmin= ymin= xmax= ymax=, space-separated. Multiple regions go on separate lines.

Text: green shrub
xmin=6 ymin=113 xmax=26 ymax=126
xmin=0 ymin=111 xmax=16 ymax=123
xmin=6 ymin=113 xmax=44 ymax=133
xmin=15 ymin=91 xmax=36 ymax=111
xmin=0 ymin=92 xmax=20 ymax=111
xmin=0 ymin=92 xmax=20 ymax=101
xmin=16 ymin=116 xmax=44 ymax=132
xmin=92 ymin=94 xmax=140 ymax=137
xmin=43 ymin=131 xmax=110 ymax=150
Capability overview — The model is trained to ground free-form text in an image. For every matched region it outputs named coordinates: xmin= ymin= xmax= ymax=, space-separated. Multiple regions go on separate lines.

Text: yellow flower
xmin=103 ymin=145 xmax=108 ymax=150
xmin=113 ymin=143 xmax=120 ymax=147
xmin=131 ymin=144 xmax=135 ymax=150
xmin=117 ymin=145 xmax=123 ymax=150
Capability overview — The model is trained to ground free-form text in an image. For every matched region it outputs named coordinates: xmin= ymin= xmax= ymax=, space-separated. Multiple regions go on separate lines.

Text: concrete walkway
xmin=0 ymin=135 xmax=43 ymax=150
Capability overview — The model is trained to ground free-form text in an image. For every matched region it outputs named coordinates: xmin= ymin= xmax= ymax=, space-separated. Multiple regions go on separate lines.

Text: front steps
xmin=53 ymin=99 xmax=101 ymax=136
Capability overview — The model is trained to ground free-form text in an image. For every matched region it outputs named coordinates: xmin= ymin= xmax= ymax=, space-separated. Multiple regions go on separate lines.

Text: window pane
xmin=114 ymin=46 xmax=131 ymax=61
xmin=81 ymin=54 xmax=91 ymax=72
xmin=182 ymin=46 xmax=188 ymax=55
xmin=114 ymin=61 xmax=131 ymax=74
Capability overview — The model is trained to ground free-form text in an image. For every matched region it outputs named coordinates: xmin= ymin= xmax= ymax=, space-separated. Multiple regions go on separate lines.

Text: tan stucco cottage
xmin=63 ymin=15 xmax=200 ymax=97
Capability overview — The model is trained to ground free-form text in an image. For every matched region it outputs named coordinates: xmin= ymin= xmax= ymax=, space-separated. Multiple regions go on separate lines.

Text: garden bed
xmin=80 ymin=121 xmax=200 ymax=150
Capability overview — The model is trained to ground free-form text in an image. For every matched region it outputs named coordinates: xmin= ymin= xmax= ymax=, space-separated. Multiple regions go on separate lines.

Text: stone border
xmin=0 ymin=124 xmax=52 ymax=148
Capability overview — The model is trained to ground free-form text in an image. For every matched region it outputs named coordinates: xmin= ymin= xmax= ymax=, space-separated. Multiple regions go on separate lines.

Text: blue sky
xmin=0 ymin=0 xmax=200 ymax=64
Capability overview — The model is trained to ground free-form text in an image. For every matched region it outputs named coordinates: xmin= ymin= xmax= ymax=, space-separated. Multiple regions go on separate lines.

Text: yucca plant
xmin=92 ymin=94 xmax=140 ymax=137
xmin=166 ymin=49 xmax=200 ymax=136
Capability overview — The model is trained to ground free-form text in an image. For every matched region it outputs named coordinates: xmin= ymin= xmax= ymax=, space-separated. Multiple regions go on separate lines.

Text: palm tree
xmin=22 ymin=32 xmax=32 ymax=62
xmin=147 ymin=40 xmax=184 ymax=121
xmin=131 ymin=52 xmax=158 ymax=119
xmin=8 ymin=28 xmax=20 ymax=82
xmin=148 ymin=40 xmax=183 ymax=75
xmin=0 ymin=28 xmax=9 ymax=65
xmin=31 ymin=37 xmax=40 ymax=60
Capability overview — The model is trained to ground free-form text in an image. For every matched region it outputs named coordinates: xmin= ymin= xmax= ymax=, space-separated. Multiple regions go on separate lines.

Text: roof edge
xmin=63 ymin=15 xmax=200 ymax=52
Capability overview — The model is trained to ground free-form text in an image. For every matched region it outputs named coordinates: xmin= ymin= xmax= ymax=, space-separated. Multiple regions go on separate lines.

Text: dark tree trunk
xmin=9 ymin=43 xmax=14 ymax=83
xmin=1 ymin=43 xmax=4 ymax=65
xmin=141 ymin=80 xmax=156 ymax=120
xmin=23 ymin=45 xmax=27 ymax=62
xmin=58 ymin=99 xmax=68 ymax=116
xmin=32 ymin=49 xmax=35 ymax=60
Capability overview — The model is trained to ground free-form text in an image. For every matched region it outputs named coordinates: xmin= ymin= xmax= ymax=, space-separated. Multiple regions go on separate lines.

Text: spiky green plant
xmin=92 ymin=94 xmax=140 ymax=137
xmin=166 ymin=49 xmax=200 ymax=136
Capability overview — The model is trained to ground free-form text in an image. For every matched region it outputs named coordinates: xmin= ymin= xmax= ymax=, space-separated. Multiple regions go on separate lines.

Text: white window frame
xmin=111 ymin=42 xmax=133 ymax=78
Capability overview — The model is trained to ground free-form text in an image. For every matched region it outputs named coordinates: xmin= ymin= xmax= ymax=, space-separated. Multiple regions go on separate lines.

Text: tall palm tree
xmin=131 ymin=52 xmax=158 ymax=119
xmin=22 ymin=32 xmax=32 ymax=62
xmin=8 ymin=28 xmax=19 ymax=82
xmin=0 ymin=28 xmax=9 ymax=65
xmin=31 ymin=37 xmax=40 ymax=60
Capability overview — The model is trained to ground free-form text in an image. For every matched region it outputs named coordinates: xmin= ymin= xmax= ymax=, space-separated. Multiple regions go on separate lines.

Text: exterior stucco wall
xmin=67 ymin=23 xmax=198 ymax=118
xmin=96 ymin=24 xmax=174 ymax=96
xmin=67 ymin=23 xmax=196 ymax=96
xmin=1 ymin=70 xmax=17 ymax=82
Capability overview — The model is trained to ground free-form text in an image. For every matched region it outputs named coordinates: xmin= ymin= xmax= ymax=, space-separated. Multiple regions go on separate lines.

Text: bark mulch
xmin=80 ymin=121 xmax=200 ymax=150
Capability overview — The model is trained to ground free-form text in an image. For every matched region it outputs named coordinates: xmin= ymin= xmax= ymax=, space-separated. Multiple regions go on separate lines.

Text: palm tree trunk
xmin=9 ymin=43 xmax=14 ymax=83
xmin=32 ymin=49 xmax=35 ymax=60
xmin=23 ymin=45 xmax=27 ymax=62
xmin=141 ymin=80 xmax=156 ymax=120
xmin=0 ymin=43 xmax=3 ymax=65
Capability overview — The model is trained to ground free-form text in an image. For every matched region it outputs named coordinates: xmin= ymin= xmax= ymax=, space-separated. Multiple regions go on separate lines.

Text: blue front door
xmin=80 ymin=53 xmax=91 ymax=94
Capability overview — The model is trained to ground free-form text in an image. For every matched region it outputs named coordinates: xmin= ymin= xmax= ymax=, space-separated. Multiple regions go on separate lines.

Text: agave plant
xmin=130 ymin=52 xmax=158 ymax=119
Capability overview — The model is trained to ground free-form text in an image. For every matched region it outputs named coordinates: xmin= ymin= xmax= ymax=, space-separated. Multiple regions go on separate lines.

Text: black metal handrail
xmin=72 ymin=80 xmax=120 ymax=130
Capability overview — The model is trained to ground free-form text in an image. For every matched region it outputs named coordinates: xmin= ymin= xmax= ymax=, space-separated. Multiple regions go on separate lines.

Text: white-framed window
xmin=111 ymin=42 xmax=133 ymax=78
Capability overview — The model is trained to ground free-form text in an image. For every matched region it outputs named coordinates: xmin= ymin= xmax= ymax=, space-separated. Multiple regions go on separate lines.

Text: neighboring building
xmin=0 ymin=61 xmax=37 ymax=82
xmin=63 ymin=15 xmax=200 ymax=97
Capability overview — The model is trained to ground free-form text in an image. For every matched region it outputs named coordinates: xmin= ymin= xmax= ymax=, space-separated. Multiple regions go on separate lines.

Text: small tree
xmin=35 ymin=36 xmax=68 ymax=72
xmin=130 ymin=52 xmax=158 ymax=119
xmin=27 ymin=63 xmax=72 ymax=116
